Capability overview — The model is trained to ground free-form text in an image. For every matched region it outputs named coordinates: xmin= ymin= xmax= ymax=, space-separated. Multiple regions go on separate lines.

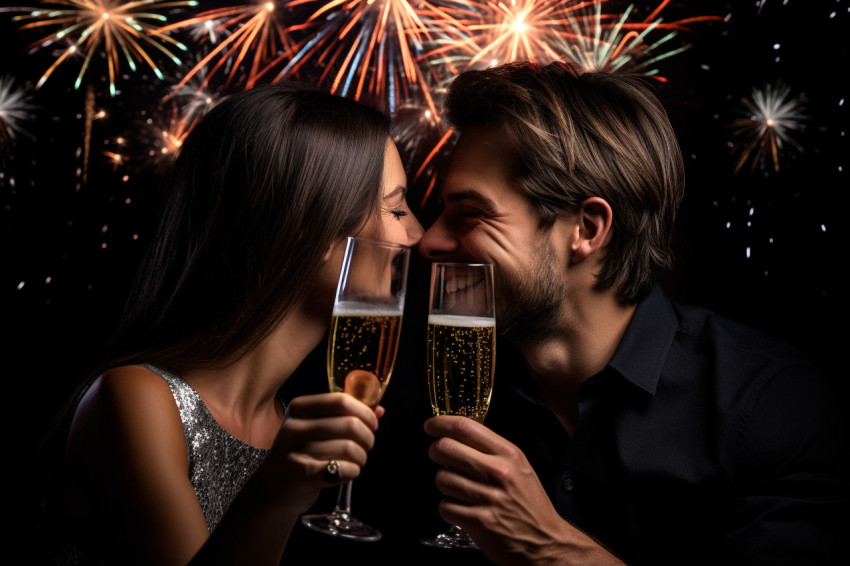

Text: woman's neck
xmin=182 ymin=304 xmax=330 ymax=447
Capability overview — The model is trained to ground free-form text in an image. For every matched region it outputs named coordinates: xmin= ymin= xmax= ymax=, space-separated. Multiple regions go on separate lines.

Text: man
xmin=417 ymin=61 xmax=848 ymax=565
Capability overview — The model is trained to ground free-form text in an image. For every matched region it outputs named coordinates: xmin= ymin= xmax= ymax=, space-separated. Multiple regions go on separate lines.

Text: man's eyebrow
xmin=444 ymin=190 xmax=497 ymax=209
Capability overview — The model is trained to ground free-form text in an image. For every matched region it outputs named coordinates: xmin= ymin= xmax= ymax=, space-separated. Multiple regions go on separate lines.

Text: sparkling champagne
xmin=327 ymin=302 xmax=403 ymax=407
xmin=427 ymin=314 xmax=496 ymax=423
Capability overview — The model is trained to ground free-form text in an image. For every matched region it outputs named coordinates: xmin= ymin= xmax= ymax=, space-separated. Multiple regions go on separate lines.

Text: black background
xmin=2 ymin=1 xmax=847 ymax=562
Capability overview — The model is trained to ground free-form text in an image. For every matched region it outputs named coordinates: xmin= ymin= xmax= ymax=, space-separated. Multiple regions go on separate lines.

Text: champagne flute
xmin=300 ymin=236 xmax=411 ymax=541
xmin=420 ymin=262 xmax=496 ymax=550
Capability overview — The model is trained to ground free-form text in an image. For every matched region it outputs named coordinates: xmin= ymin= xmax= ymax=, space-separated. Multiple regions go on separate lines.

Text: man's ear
xmin=570 ymin=197 xmax=613 ymax=264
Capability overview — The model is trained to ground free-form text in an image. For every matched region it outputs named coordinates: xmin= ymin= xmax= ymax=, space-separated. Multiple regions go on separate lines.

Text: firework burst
xmin=155 ymin=1 xmax=299 ymax=96
xmin=275 ymin=0 xmax=467 ymax=115
xmin=423 ymin=0 xmax=721 ymax=80
xmin=728 ymin=81 xmax=808 ymax=175
xmin=561 ymin=1 xmax=715 ymax=77
xmin=0 ymin=75 xmax=38 ymax=145
xmin=433 ymin=0 xmax=595 ymax=70
xmin=2 ymin=0 xmax=197 ymax=97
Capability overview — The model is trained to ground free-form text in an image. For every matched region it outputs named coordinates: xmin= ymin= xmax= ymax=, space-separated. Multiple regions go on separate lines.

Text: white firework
xmin=0 ymin=75 xmax=37 ymax=145
xmin=728 ymin=82 xmax=808 ymax=175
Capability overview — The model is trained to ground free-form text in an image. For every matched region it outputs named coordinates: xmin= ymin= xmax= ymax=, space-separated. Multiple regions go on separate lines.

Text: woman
xmin=36 ymin=81 xmax=423 ymax=565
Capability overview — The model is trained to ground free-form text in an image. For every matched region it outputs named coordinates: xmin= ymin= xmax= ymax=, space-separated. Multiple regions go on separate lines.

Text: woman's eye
xmin=390 ymin=209 xmax=408 ymax=220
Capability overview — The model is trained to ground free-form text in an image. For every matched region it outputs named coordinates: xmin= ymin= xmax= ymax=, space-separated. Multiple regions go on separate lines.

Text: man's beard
xmin=496 ymin=240 xmax=564 ymax=346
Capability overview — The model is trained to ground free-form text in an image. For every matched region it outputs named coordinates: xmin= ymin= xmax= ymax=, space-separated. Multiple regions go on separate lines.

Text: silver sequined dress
xmin=31 ymin=365 xmax=273 ymax=565
xmin=142 ymin=364 xmax=270 ymax=531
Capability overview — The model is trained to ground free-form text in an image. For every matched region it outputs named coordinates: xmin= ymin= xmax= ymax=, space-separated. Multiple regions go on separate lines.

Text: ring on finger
xmin=324 ymin=459 xmax=341 ymax=484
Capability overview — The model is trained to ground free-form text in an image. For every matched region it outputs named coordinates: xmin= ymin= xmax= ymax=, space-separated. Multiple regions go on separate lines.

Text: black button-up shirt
xmin=487 ymin=284 xmax=850 ymax=565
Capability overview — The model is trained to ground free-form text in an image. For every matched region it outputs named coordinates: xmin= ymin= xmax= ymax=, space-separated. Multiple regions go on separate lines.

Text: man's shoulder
xmin=670 ymin=298 xmax=815 ymax=369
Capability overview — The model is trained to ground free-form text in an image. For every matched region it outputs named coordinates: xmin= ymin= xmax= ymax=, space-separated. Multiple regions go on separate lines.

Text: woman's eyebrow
xmin=383 ymin=185 xmax=407 ymax=200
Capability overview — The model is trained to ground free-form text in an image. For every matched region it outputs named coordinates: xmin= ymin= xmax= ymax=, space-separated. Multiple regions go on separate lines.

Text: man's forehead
xmin=453 ymin=125 xmax=513 ymax=160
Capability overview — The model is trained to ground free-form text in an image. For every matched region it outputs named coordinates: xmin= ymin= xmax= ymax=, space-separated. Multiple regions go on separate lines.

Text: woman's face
xmin=364 ymin=137 xmax=423 ymax=246
xmin=313 ymin=138 xmax=422 ymax=314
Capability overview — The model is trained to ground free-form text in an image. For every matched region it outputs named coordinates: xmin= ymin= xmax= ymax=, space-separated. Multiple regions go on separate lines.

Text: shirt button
xmin=563 ymin=477 xmax=575 ymax=492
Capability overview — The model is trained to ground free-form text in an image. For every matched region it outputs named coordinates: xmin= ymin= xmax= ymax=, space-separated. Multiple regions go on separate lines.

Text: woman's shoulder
xmin=67 ymin=365 xmax=186 ymax=471
xmin=80 ymin=364 xmax=176 ymax=416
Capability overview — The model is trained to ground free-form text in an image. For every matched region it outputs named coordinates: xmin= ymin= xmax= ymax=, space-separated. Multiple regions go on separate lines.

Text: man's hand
xmin=425 ymin=415 xmax=625 ymax=565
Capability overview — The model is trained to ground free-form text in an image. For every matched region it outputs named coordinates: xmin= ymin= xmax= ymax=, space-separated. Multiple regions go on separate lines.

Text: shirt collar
xmin=505 ymin=284 xmax=677 ymax=403
xmin=607 ymin=284 xmax=677 ymax=395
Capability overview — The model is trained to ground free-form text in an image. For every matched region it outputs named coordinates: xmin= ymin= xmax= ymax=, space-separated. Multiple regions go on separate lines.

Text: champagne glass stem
xmin=333 ymin=481 xmax=353 ymax=515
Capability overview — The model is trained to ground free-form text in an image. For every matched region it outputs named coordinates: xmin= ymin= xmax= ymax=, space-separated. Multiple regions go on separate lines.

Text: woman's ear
xmin=570 ymin=197 xmax=613 ymax=264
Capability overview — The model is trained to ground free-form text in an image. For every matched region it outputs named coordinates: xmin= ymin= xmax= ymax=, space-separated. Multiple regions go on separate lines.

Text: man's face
xmin=418 ymin=127 xmax=570 ymax=341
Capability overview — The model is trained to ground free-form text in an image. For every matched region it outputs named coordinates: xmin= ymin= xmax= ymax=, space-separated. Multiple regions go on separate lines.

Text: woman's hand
xmin=266 ymin=391 xmax=381 ymax=513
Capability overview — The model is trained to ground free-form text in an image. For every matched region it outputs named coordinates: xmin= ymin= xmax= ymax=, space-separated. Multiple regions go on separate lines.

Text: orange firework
xmin=154 ymin=1 xmax=300 ymax=96
xmin=275 ymin=0 xmax=467 ymax=115
xmin=424 ymin=0 xmax=722 ymax=80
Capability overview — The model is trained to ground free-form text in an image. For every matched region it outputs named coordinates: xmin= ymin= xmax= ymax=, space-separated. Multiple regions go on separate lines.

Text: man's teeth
xmin=447 ymin=275 xmax=481 ymax=293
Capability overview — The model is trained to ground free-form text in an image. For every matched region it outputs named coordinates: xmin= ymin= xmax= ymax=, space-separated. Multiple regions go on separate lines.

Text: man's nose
xmin=418 ymin=215 xmax=458 ymax=259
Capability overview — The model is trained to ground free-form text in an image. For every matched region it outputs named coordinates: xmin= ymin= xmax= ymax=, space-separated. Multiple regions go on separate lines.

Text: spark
xmin=728 ymin=82 xmax=808 ymax=175
xmin=275 ymin=0 xmax=467 ymax=115
xmin=0 ymin=74 xmax=38 ymax=144
xmin=155 ymin=1 xmax=299 ymax=96
xmin=102 ymin=149 xmax=125 ymax=171
xmin=2 ymin=0 xmax=196 ymax=97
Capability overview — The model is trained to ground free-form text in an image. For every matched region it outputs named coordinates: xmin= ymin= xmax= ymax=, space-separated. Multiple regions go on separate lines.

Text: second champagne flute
xmin=300 ymin=236 xmax=410 ymax=541
xmin=420 ymin=262 xmax=496 ymax=550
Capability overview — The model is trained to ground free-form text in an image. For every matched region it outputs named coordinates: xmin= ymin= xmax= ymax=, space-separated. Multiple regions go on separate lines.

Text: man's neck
xmin=516 ymin=289 xmax=636 ymax=433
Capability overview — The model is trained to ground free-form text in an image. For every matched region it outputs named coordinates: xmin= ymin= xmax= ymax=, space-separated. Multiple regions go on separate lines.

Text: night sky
xmin=2 ymin=0 xmax=848 ymax=558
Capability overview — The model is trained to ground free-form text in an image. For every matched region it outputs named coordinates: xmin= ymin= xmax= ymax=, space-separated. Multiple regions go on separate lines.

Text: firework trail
xmin=392 ymin=98 xmax=456 ymax=208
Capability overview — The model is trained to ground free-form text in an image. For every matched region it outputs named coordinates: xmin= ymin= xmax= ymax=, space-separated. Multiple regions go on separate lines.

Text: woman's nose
xmin=417 ymin=215 xmax=458 ymax=259
xmin=405 ymin=214 xmax=424 ymax=247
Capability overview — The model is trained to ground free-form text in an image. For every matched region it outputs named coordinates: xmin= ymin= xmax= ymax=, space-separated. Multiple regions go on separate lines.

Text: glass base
xmin=420 ymin=525 xmax=478 ymax=549
xmin=301 ymin=511 xmax=382 ymax=542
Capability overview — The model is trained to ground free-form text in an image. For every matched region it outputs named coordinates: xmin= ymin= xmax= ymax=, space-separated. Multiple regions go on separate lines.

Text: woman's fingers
xmin=292 ymin=437 xmax=370 ymax=468
xmin=287 ymin=452 xmax=362 ymax=486
xmin=287 ymin=392 xmax=380 ymax=431
xmin=283 ymin=413 xmax=376 ymax=450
